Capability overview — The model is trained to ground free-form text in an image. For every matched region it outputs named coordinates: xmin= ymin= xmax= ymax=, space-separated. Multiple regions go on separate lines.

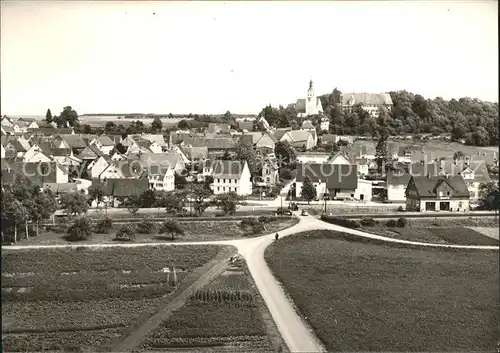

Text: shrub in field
xmin=137 ymin=218 xmax=158 ymax=234
xmin=160 ymin=220 xmax=184 ymax=240
xmin=116 ymin=224 xmax=136 ymax=241
xmin=360 ymin=217 xmax=377 ymax=227
xmin=258 ymin=215 xmax=274 ymax=224
xmin=386 ymin=219 xmax=397 ymax=227
xmin=94 ymin=217 xmax=113 ymax=234
xmin=240 ymin=218 xmax=260 ymax=228
xmin=65 ymin=217 xmax=92 ymax=241
xmin=397 ymin=217 xmax=408 ymax=228
xmin=320 ymin=215 xmax=361 ymax=229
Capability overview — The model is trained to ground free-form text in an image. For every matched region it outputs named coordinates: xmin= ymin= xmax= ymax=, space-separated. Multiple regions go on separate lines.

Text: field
xmin=360 ymin=218 xmax=499 ymax=245
xmin=141 ymin=260 xmax=282 ymax=352
xmin=15 ymin=217 xmax=298 ymax=245
xmin=265 ymin=230 xmax=499 ymax=352
xmin=1 ymin=245 xmax=227 ymax=352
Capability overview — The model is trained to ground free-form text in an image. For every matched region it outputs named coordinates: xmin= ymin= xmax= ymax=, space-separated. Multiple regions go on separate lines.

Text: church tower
xmin=307 ymin=80 xmax=314 ymax=99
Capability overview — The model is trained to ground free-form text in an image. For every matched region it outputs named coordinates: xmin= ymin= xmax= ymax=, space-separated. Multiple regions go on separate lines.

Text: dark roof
xmin=213 ymin=160 xmax=246 ymax=178
xmin=76 ymin=145 xmax=99 ymax=160
xmin=57 ymin=134 xmax=87 ymax=149
xmin=272 ymin=128 xmax=292 ymax=141
xmin=51 ymin=148 xmax=73 ymax=157
xmin=408 ymin=175 xmax=469 ymax=198
xmin=387 ymin=163 xmax=439 ymax=186
xmin=296 ymin=163 xmax=358 ymax=190
xmin=1 ymin=161 xmax=64 ymax=186
xmin=180 ymin=146 xmax=208 ymax=160
xmin=7 ymin=139 xmax=31 ymax=152
xmin=103 ymin=178 xmax=149 ymax=197
xmin=96 ymin=135 xmax=115 ymax=146
xmin=239 ymin=134 xmax=254 ymax=146
xmin=29 ymin=127 xmax=73 ymax=136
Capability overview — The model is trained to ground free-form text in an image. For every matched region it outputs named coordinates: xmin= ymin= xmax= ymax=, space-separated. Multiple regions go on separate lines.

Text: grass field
xmin=15 ymin=218 xmax=298 ymax=245
xmin=2 ymin=245 xmax=225 ymax=352
xmin=360 ymin=218 xmax=499 ymax=245
xmin=265 ymin=230 xmax=499 ymax=352
xmin=141 ymin=261 xmax=278 ymax=352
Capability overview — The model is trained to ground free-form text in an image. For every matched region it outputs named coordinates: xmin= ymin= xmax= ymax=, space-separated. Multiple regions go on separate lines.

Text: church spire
xmin=309 ymin=79 xmax=313 ymax=90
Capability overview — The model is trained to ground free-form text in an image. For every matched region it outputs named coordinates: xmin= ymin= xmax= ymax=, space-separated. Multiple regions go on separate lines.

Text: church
xmin=294 ymin=80 xmax=324 ymax=118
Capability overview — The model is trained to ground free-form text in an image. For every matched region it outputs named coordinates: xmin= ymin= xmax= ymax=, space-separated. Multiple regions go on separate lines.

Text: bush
xmin=397 ymin=206 xmax=405 ymax=212
xmin=320 ymin=215 xmax=361 ymax=229
xmin=360 ymin=217 xmax=377 ymax=227
xmin=66 ymin=217 xmax=92 ymax=242
xmin=116 ymin=224 xmax=136 ymax=241
xmin=251 ymin=223 xmax=266 ymax=235
xmin=240 ymin=218 xmax=260 ymax=228
xmin=386 ymin=219 xmax=397 ymax=227
xmin=258 ymin=215 xmax=275 ymax=224
xmin=397 ymin=217 xmax=408 ymax=228
xmin=136 ymin=218 xmax=158 ymax=234
xmin=94 ymin=217 xmax=113 ymax=234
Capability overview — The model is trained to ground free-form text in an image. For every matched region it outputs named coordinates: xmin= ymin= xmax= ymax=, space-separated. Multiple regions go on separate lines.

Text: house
xmin=352 ymin=158 xmax=370 ymax=176
xmin=99 ymin=160 xmax=143 ymax=180
xmin=294 ymin=80 xmax=324 ymax=118
xmin=238 ymin=121 xmax=254 ymax=132
xmin=326 ymin=152 xmax=352 ymax=166
xmin=109 ymin=149 xmax=126 ymax=161
xmin=280 ymin=130 xmax=316 ymax=150
xmin=296 ymin=152 xmax=331 ymax=164
xmin=1 ymin=125 xmax=15 ymax=136
xmin=98 ymin=178 xmax=149 ymax=207
xmin=140 ymin=134 xmax=168 ymax=151
xmin=386 ymin=163 xmax=438 ymax=203
xmin=261 ymin=157 xmax=279 ymax=186
xmin=1 ymin=116 xmax=14 ymax=127
xmin=256 ymin=116 xmax=270 ymax=131
xmin=28 ymin=127 xmax=74 ymax=136
xmin=405 ymin=175 xmax=470 ymax=212
xmin=1 ymin=161 xmax=68 ymax=185
xmin=139 ymin=152 xmax=185 ymax=174
xmin=76 ymin=144 xmax=103 ymax=162
xmin=301 ymin=120 xmax=315 ymax=130
xmin=341 ymin=92 xmax=393 ymax=118
xmin=89 ymin=135 xmax=115 ymax=155
xmin=5 ymin=138 xmax=31 ymax=158
xmin=179 ymin=146 xmax=208 ymax=162
xmin=212 ymin=160 xmax=252 ymax=196
xmin=438 ymin=160 xmax=492 ymax=202
xmin=320 ymin=117 xmax=330 ymax=132
xmin=293 ymin=163 xmax=359 ymax=200
xmin=56 ymin=135 xmax=87 ymax=154
xmin=88 ymin=156 xmax=111 ymax=179
xmin=254 ymin=132 xmax=277 ymax=155
xmin=323 ymin=135 xmax=355 ymax=145
xmin=271 ymin=127 xmax=292 ymax=141
xmin=142 ymin=164 xmax=175 ymax=192
xmin=22 ymin=144 xmax=53 ymax=163
xmin=197 ymin=159 xmax=215 ymax=182
xmin=17 ymin=118 xmax=39 ymax=130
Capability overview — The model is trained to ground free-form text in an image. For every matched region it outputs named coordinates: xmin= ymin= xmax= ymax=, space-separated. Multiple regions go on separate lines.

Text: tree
xmin=279 ymin=167 xmax=292 ymax=181
xmin=161 ymin=191 xmax=187 ymax=215
xmin=300 ymin=176 xmax=317 ymax=204
xmin=178 ymin=119 xmax=189 ymax=130
xmin=204 ymin=175 xmax=214 ymax=190
xmin=222 ymin=151 xmax=231 ymax=160
xmin=82 ymin=124 xmax=92 ymax=134
xmin=223 ymin=110 xmax=232 ymax=120
xmin=174 ymin=173 xmax=187 ymax=189
xmin=151 ymin=117 xmax=163 ymax=131
xmin=275 ymin=141 xmax=296 ymax=167
xmin=31 ymin=189 xmax=58 ymax=236
xmin=453 ymin=150 xmax=465 ymax=161
xmin=45 ymin=109 xmax=53 ymax=123
xmin=478 ymin=182 xmax=500 ymax=211
xmin=1 ymin=189 xmax=28 ymax=243
xmin=59 ymin=192 xmax=89 ymax=217
xmin=88 ymin=184 xmax=106 ymax=210
xmin=234 ymin=138 xmax=258 ymax=176
xmin=140 ymin=189 xmax=157 ymax=208
xmin=122 ymin=194 xmax=140 ymax=214
xmin=375 ymin=132 xmax=389 ymax=173
xmin=213 ymin=192 xmax=245 ymax=215
xmin=191 ymin=184 xmax=212 ymax=216
xmin=116 ymin=224 xmax=136 ymax=241
xmin=160 ymin=219 xmax=185 ymax=240
xmin=105 ymin=121 xmax=117 ymax=133
xmin=54 ymin=106 xmax=79 ymax=128
xmin=66 ymin=217 xmax=92 ymax=241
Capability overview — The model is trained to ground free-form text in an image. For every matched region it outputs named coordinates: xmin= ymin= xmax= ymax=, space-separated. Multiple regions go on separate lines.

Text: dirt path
xmin=110 ymin=246 xmax=236 ymax=352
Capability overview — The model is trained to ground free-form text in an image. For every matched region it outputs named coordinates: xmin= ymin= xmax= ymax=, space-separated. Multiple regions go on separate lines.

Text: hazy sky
xmin=1 ymin=1 xmax=498 ymax=116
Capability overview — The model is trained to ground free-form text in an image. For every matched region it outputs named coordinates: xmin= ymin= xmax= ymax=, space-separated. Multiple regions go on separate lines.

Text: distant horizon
xmin=3 ymin=88 xmax=498 ymax=118
xmin=1 ymin=1 xmax=497 ymax=116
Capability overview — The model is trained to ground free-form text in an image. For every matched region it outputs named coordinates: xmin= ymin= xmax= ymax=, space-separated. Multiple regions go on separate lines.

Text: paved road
xmin=4 ymin=215 xmax=498 ymax=352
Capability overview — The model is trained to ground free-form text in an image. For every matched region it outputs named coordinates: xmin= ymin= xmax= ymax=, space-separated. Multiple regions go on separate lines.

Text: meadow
xmin=265 ymin=230 xmax=499 ymax=352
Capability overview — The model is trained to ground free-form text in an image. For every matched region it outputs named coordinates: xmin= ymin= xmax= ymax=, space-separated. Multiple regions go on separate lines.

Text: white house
xmin=197 ymin=159 xmax=215 ymax=182
xmin=320 ymin=117 xmax=330 ymax=132
xmin=90 ymin=136 xmax=115 ymax=155
xmin=280 ymin=130 xmax=316 ymax=150
xmin=295 ymin=80 xmax=324 ymax=118
xmin=143 ymin=165 xmax=175 ymax=192
xmin=212 ymin=160 xmax=252 ymax=196
xmin=22 ymin=144 xmax=52 ymax=163
xmin=341 ymin=92 xmax=393 ymax=118
xmin=88 ymin=156 xmax=111 ymax=179
xmin=353 ymin=179 xmax=373 ymax=202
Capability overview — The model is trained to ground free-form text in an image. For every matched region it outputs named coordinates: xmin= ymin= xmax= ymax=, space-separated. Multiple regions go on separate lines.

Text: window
xmin=223 ymin=187 xmax=226 ymax=192
xmin=439 ymin=191 xmax=443 ymax=197
xmin=217 ymin=187 xmax=220 ymax=191
xmin=458 ymin=201 xmax=463 ymax=208
xmin=447 ymin=191 xmax=450 ymax=196
xmin=223 ymin=179 xmax=226 ymax=183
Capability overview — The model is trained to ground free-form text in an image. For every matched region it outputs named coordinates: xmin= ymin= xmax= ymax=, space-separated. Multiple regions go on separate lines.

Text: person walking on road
xmin=275 ymin=232 xmax=279 ymax=240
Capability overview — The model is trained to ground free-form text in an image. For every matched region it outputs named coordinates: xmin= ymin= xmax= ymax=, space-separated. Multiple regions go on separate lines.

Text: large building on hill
xmin=295 ymin=80 xmax=324 ymax=118
xmin=341 ymin=92 xmax=393 ymax=118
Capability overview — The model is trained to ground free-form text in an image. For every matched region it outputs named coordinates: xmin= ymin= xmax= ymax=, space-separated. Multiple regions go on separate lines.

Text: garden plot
xmin=1 ymin=245 xmax=225 ymax=352
xmin=141 ymin=262 xmax=274 ymax=352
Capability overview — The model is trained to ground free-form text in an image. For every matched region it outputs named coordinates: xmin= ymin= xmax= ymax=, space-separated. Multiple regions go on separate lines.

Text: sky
xmin=1 ymin=1 xmax=498 ymax=116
